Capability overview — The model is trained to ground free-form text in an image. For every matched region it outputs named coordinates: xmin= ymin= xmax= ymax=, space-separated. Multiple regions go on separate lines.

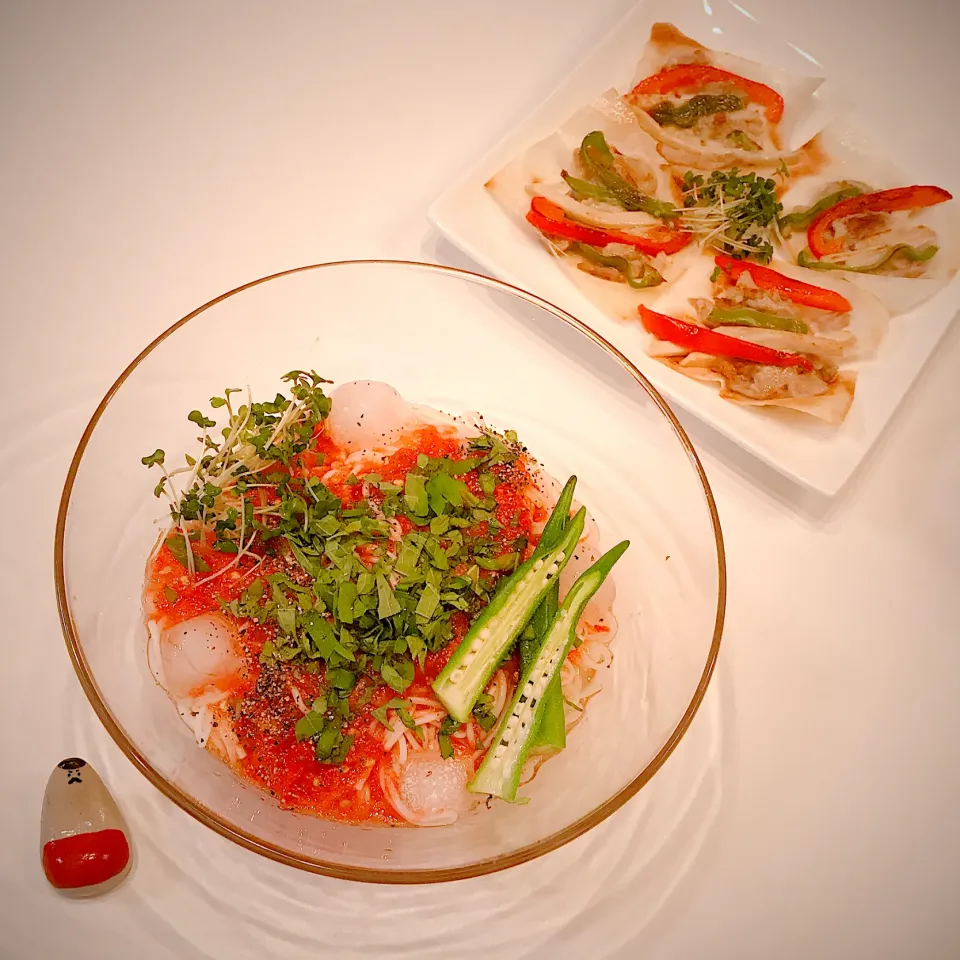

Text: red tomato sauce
xmin=145 ymin=422 xmax=538 ymax=825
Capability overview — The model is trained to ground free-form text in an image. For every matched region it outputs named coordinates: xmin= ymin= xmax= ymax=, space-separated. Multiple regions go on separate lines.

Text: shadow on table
xmin=74 ymin=650 xmax=729 ymax=960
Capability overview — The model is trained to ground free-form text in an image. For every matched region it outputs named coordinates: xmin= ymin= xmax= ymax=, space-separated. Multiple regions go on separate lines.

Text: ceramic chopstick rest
xmin=40 ymin=758 xmax=131 ymax=895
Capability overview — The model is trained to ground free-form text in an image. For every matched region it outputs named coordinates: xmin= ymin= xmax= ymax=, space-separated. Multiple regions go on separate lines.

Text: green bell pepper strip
xmin=519 ymin=476 xmax=577 ymax=754
xmin=579 ymin=132 xmax=679 ymax=220
xmin=572 ymin=242 xmax=664 ymax=289
xmin=561 ymin=171 xmax=618 ymax=205
xmin=467 ymin=540 xmax=631 ymax=802
xmin=727 ymin=129 xmax=760 ymax=152
xmin=778 ymin=186 xmax=865 ymax=235
xmin=648 ymin=93 xmax=744 ymax=129
xmin=433 ymin=501 xmax=586 ymax=723
xmin=797 ymin=243 xmax=938 ymax=274
xmin=705 ymin=305 xmax=809 ymax=334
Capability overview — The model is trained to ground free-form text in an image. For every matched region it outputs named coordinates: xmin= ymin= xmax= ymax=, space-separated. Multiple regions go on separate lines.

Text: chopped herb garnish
xmin=394 ymin=707 xmax=416 ymax=730
xmin=315 ymin=726 xmax=354 ymax=765
xmin=438 ymin=715 xmax=459 ymax=759
xmin=403 ymin=473 xmax=429 ymax=518
xmin=472 ymin=694 xmax=498 ymax=732
xmin=475 ymin=552 xmax=520 ymax=572
xmin=294 ymin=711 xmax=327 ymax=742
xmin=325 ymin=668 xmax=355 ymax=692
xmin=415 ymin=580 xmax=442 ymax=620
xmin=371 ymin=698 xmax=412 ymax=727
xmin=258 ymin=640 xmax=276 ymax=663
xmin=376 ymin=575 xmax=402 ymax=619
xmin=144 ymin=375 xmax=534 ymax=768
xmin=381 ymin=658 xmax=415 ymax=694
xmin=164 ymin=535 xmax=210 ymax=572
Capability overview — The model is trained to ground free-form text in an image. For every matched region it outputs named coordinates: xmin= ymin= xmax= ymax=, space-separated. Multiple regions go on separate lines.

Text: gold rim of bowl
xmin=54 ymin=260 xmax=726 ymax=884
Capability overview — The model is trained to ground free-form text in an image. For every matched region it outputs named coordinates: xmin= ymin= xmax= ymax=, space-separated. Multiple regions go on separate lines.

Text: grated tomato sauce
xmin=145 ymin=424 xmax=538 ymax=824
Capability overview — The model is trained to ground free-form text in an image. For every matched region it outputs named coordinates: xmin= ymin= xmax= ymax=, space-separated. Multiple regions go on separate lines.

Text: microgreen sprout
xmin=680 ymin=168 xmax=783 ymax=263
xmin=142 ymin=370 xmax=332 ymax=578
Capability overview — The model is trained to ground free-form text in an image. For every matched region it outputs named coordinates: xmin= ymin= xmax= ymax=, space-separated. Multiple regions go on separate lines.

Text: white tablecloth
xmin=2 ymin=2 xmax=958 ymax=957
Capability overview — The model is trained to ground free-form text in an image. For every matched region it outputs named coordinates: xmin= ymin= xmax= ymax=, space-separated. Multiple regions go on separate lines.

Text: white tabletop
xmin=2 ymin=1 xmax=958 ymax=957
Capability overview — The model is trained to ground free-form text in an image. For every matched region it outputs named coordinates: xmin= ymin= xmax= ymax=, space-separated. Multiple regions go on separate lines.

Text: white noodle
xmin=226 ymin=726 xmax=246 ymax=761
xmin=207 ymin=726 xmax=233 ymax=764
xmin=408 ymin=695 xmax=443 ymax=708
xmin=382 ymin=718 xmax=406 ymax=751
xmin=289 ymin=685 xmax=310 ymax=715
xmin=354 ymin=764 xmax=375 ymax=793
xmin=378 ymin=761 xmax=389 ymax=796
xmin=207 ymin=721 xmax=246 ymax=765
xmin=577 ymin=677 xmax=604 ymax=702
xmin=488 ymin=669 xmax=507 ymax=718
xmin=577 ymin=638 xmax=613 ymax=672
xmin=412 ymin=710 xmax=445 ymax=725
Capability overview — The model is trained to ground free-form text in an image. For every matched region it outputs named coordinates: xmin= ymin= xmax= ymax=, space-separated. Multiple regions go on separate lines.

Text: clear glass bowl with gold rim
xmin=56 ymin=260 xmax=724 ymax=883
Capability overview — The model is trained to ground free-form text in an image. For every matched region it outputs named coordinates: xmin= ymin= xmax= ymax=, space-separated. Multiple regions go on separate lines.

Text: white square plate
xmin=428 ymin=0 xmax=960 ymax=496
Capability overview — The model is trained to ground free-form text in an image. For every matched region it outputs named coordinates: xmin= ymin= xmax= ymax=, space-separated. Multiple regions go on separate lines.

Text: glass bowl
xmin=55 ymin=260 xmax=724 ymax=883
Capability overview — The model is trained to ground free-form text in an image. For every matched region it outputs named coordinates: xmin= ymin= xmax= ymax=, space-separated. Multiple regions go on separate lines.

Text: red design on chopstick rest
xmin=42 ymin=828 xmax=130 ymax=889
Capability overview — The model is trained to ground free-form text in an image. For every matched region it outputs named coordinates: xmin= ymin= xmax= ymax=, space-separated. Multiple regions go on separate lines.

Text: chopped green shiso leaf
xmin=143 ymin=375 xmax=538 ymax=764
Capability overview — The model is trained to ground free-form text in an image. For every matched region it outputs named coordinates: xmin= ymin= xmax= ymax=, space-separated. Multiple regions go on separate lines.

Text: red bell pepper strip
xmin=629 ymin=63 xmax=784 ymax=123
xmin=807 ymin=185 xmax=953 ymax=258
xmin=714 ymin=255 xmax=852 ymax=314
xmin=526 ymin=197 xmax=691 ymax=257
xmin=638 ymin=305 xmax=813 ymax=371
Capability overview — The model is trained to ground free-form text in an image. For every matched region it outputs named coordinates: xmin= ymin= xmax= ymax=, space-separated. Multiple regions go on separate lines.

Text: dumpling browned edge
xmin=656 ymin=356 xmax=857 ymax=425
xmin=647 ymin=21 xmax=708 ymax=53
